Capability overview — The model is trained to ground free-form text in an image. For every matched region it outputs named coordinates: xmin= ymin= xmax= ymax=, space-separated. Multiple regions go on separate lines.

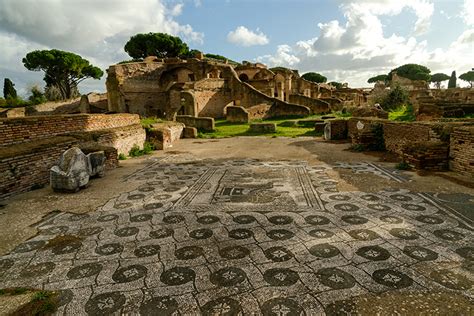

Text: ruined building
xmin=106 ymin=56 xmax=365 ymax=120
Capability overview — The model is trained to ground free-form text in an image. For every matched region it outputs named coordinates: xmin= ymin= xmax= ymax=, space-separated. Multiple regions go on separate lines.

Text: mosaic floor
xmin=0 ymin=159 xmax=472 ymax=315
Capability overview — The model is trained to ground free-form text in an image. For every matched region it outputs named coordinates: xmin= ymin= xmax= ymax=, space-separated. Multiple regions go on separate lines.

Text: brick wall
xmin=0 ymin=137 xmax=78 ymax=199
xmin=450 ymin=126 xmax=474 ymax=177
xmin=0 ymin=114 xmax=140 ymax=147
xmin=383 ymin=121 xmax=444 ymax=155
xmin=348 ymin=118 xmax=385 ymax=150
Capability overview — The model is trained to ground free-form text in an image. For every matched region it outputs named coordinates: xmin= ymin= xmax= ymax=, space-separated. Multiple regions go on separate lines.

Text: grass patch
xmin=198 ymin=117 xmax=323 ymax=139
xmin=140 ymin=117 xmax=162 ymax=129
xmin=118 ymin=153 xmax=127 ymax=160
xmin=389 ymin=105 xmax=415 ymax=121
xmin=332 ymin=111 xmax=352 ymax=118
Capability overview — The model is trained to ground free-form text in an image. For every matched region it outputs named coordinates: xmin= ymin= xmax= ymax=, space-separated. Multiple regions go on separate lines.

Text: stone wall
xmin=450 ymin=126 xmax=474 ymax=177
xmin=289 ymin=95 xmax=330 ymax=114
xmin=0 ymin=114 xmax=140 ymax=147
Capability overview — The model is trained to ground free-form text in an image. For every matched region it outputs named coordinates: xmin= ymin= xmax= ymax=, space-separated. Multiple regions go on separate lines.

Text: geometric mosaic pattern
xmin=0 ymin=159 xmax=472 ymax=315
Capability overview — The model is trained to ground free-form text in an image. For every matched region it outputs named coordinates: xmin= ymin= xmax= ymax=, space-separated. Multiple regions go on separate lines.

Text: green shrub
xmin=142 ymin=141 xmax=155 ymax=154
xmin=28 ymin=85 xmax=47 ymax=105
xmin=389 ymin=105 xmax=415 ymax=121
xmin=129 ymin=145 xmax=142 ymax=157
xmin=128 ymin=142 xmax=155 ymax=157
xmin=381 ymin=85 xmax=409 ymax=111
xmin=118 ymin=153 xmax=127 ymax=160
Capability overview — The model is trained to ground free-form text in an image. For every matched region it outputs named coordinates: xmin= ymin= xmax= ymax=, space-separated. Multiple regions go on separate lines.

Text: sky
xmin=0 ymin=0 xmax=473 ymax=97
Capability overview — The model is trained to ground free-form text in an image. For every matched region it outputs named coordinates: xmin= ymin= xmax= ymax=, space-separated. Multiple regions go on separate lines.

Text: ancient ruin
xmin=1 ymin=36 xmax=473 ymax=316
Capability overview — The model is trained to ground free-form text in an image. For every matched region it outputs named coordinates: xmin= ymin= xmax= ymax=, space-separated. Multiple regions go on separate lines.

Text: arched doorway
xmin=239 ymin=74 xmax=249 ymax=82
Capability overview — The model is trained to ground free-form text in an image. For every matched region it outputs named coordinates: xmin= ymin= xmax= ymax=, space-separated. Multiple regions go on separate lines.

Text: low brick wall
xmin=450 ymin=126 xmax=474 ymax=177
xmin=348 ymin=118 xmax=385 ymax=150
xmin=0 ymin=114 xmax=140 ymax=147
xmin=176 ymin=115 xmax=215 ymax=131
xmin=402 ymin=141 xmax=449 ymax=171
xmin=0 ymin=137 xmax=78 ymax=199
xmin=0 ymin=114 xmax=146 ymax=200
xmin=383 ymin=121 xmax=452 ymax=155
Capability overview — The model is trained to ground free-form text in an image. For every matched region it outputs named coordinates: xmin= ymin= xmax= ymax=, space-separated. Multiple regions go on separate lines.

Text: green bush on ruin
xmin=128 ymin=142 xmax=155 ymax=157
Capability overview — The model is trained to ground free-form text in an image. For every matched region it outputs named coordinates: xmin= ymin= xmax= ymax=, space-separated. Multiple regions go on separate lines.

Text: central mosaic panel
xmin=174 ymin=162 xmax=323 ymax=210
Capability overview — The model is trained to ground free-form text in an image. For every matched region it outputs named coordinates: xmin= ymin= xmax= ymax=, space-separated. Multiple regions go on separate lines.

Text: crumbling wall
xmin=0 ymin=113 xmax=146 ymax=200
xmin=450 ymin=126 xmax=474 ymax=177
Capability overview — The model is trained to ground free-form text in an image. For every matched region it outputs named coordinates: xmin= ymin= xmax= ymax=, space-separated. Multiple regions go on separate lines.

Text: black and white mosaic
xmin=0 ymin=159 xmax=472 ymax=315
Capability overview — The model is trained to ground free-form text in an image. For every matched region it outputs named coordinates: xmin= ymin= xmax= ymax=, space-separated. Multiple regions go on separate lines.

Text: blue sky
xmin=0 ymin=0 xmax=472 ymax=96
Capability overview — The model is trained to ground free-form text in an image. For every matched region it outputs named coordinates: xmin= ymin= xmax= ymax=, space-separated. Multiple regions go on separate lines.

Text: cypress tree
xmin=448 ymin=71 xmax=457 ymax=88
xmin=3 ymin=78 xmax=17 ymax=99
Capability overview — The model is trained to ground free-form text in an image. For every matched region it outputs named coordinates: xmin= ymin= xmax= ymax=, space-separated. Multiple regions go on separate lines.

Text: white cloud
xmin=257 ymin=45 xmax=300 ymax=66
xmin=0 ymin=0 xmax=204 ymax=94
xmin=258 ymin=0 xmax=472 ymax=87
xmin=227 ymin=26 xmax=269 ymax=47
xmin=462 ymin=0 xmax=474 ymax=26
xmin=169 ymin=3 xmax=184 ymax=16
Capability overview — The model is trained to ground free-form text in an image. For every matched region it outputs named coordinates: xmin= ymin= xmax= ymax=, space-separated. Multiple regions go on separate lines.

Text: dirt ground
xmin=0 ymin=137 xmax=472 ymax=256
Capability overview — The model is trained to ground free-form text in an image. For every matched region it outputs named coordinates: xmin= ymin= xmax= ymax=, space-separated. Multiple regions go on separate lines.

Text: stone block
xmin=226 ymin=106 xmax=249 ymax=123
xmin=50 ymin=147 xmax=108 ymax=192
xmin=183 ymin=127 xmax=198 ymax=138
xmin=87 ymin=151 xmax=106 ymax=177
xmin=176 ymin=115 xmax=215 ymax=131
xmin=249 ymin=123 xmax=276 ymax=133
xmin=50 ymin=147 xmax=90 ymax=192
xmin=148 ymin=122 xmax=184 ymax=149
